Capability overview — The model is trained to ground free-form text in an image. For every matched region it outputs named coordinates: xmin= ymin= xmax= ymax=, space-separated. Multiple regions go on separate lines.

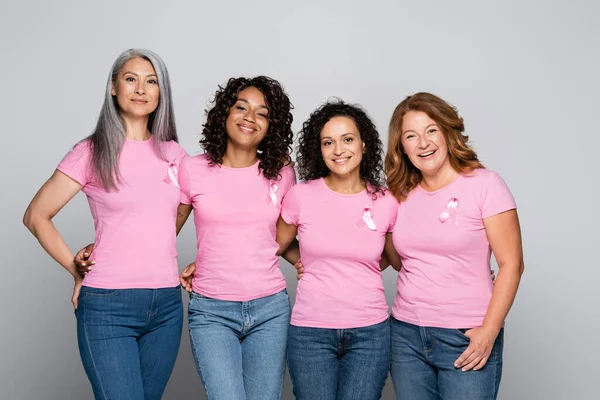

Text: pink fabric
xmin=281 ymin=179 xmax=397 ymax=329
xmin=179 ymin=154 xmax=296 ymax=301
xmin=57 ymin=138 xmax=188 ymax=289
xmin=392 ymin=169 xmax=517 ymax=329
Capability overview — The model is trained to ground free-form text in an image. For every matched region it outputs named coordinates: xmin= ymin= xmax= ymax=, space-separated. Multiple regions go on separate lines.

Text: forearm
xmin=281 ymin=239 xmax=300 ymax=264
xmin=379 ymin=253 xmax=390 ymax=271
xmin=481 ymin=263 xmax=524 ymax=333
xmin=175 ymin=203 xmax=192 ymax=235
xmin=27 ymin=218 xmax=78 ymax=278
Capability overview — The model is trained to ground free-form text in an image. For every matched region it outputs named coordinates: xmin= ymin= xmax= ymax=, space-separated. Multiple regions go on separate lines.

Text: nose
xmin=333 ymin=141 xmax=344 ymax=156
xmin=243 ymin=110 xmax=255 ymax=123
xmin=135 ymin=81 xmax=145 ymax=95
xmin=417 ymin=134 xmax=429 ymax=149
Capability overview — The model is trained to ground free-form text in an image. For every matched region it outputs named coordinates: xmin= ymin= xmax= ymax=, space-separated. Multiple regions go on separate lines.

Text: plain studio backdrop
xmin=1 ymin=0 xmax=598 ymax=399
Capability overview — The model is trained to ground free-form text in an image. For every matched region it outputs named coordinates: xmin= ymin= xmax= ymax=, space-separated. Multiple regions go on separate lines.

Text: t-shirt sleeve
xmin=176 ymin=145 xmax=189 ymax=166
xmin=385 ymin=193 xmax=399 ymax=233
xmin=480 ymin=171 xmax=517 ymax=219
xmin=279 ymin=166 xmax=297 ymax=198
xmin=178 ymin=157 xmax=192 ymax=205
xmin=280 ymin=184 xmax=301 ymax=225
xmin=56 ymin=140 xmax=92 ymax=186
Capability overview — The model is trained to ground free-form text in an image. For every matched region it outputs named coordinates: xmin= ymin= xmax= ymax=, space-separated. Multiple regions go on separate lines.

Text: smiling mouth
xmin=418 ymin=150 xmax=436 ymax=158
xmin=131 ymin=99 xmax=148 ymax=104
xmin=238 ymin=124 xmax=255 ymax=133
xmin=332 ymin=157 xmax=350 ymax=164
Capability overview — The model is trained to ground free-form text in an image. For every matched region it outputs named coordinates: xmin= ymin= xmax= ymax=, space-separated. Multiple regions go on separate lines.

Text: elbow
xmin=23 ymin=208 xmax=35 ymax=233
xmin=23 ymin=207 xmax=49 ymax=235
xmin=517 ymin=261 xmax=525 ymax=276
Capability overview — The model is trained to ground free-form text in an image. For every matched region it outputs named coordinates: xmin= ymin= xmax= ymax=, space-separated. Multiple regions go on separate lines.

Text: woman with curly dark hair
xmin=177 ymin=76 xmax=297 ymax=400
xmin=276 ymin=100 xmax=398 ymax=400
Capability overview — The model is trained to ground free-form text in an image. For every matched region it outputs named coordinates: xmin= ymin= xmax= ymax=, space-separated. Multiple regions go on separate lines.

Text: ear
xmin=362 ymin=141 xmax=366 ymax=153
xmin=111 ymin=84 xmax=116 ymax=96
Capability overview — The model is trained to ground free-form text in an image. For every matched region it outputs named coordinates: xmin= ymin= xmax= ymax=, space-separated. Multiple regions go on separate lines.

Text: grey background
xmin=1 ymin=0 xmax=598 ymax=399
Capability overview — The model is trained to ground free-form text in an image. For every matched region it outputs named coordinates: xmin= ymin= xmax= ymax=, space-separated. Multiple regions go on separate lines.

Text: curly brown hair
xmin=297 ymin=99 xmax=386 ymax=198
xmin=386 ymin=92 xmax=484 ymax=201
xmin=200 ymin=76 xmax=293 ymax=180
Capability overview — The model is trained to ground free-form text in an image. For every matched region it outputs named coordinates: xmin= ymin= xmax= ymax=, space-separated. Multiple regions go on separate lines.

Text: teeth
xmin=419 ymin=151 xmax=434 ymax=157
xmin=239 ymin=126 xmax=254 ymax=132
xmin=333 ymin=158 xmax=349 ymax=163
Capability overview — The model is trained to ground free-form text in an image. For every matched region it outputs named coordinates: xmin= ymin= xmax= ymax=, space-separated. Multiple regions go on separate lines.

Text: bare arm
xmin=381 ymin=233 xmax=402 ymax=271
xmin=455 ymin=209 xmax=524 ymax=371
xmin=23 ymin=170 xmax=83 ymax=278
xmin=176 ymin=203 xmax=193 ymax=235
xmin=481 ymin=209 xmax=524 ymax=331
xmin=276 ymin=216 xmax=298 ymax=256
xmin=281 ymin=239 xmax=300 ymax=265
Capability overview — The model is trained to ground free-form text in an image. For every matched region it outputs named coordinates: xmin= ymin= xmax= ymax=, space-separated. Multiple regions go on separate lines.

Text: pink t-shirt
xmin=179 ymin=154 xmax=296 ymax=301
xmin=57 ymin=138 xmax=188 ymax=289
xmin=281 ymin=178 xmax=397 ymax=329
xmin=392 ymin=168 xmax=517 ymax=329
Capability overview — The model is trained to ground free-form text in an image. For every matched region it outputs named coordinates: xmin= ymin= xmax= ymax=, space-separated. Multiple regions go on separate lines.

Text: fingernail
xmin=81 ymin=262 xmax=86 ymax=266
xmin=84 ymin=253 xmax=88 ymax=256
xmin=87 ymin=267 xmax=92 ymax=271
xmin=91 ymin=261 xmax=96 ymax=265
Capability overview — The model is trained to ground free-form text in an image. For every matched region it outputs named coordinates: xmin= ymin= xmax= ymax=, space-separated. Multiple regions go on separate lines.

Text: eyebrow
xmin=237 ymin=98 xmax=269 ymax=110
xmin=321 ymin=133 xmax=357 ymax=140
xmin=402 ymin=123 xmax=438 ymax=135
xmin=122 ymin=72 xmax=158 ymax=78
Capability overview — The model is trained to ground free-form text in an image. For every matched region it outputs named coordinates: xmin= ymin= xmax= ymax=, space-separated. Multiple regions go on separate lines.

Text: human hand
xmin=454 ymin=327 xmax=499 ymax=371
xmin=74 ymin=243 xmax=95 ymax=277
xmin=72 ymin=277 xmax=83 ymax=309
xmin=180 ymin=262 xmax=196 ymax=293
xmin=294 ymin=260 xmax=304 ymax=280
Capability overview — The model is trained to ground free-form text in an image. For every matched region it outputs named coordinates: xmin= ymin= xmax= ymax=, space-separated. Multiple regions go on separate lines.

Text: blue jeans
xmin=188 ymin=289 xmax=290 ymax=400
xmin=75 ymin=285 xmax=183 ymax=400
xmin=390 ymin=318 xmax=504 ymax=400
xmin=287 ymin=319 xmax=390 ymax=400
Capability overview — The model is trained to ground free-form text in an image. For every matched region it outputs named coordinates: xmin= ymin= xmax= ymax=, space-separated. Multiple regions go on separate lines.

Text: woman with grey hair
xmin=23 ymin=49 xmax=189 ymax=399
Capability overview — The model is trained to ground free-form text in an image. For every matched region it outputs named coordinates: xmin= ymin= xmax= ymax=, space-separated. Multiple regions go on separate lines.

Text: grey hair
xmin=87 ymin=48 xmax=178 ymax=190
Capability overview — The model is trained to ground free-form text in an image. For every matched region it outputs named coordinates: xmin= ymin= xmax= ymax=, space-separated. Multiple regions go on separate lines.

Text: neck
xmin=123 ymin=116 xmax=151 ymax=141
xmin=420 ymin=163 xmax=458 ymax=192
xmin=222 ymin=142 xmax=259 ymax=168
xmin=324 ymin=171 xmax=365 ymax=194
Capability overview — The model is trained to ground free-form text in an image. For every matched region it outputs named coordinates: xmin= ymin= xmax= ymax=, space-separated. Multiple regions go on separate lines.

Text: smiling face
xmin=225 ymin=86 xmax=270 ymax=151
xmin=400 ymin=110 xmax=452 ymax=177
xmin=320 ymin=116 xmax=365 ymax=178
xmin=111 ymin=57 xmax=159 ymax=120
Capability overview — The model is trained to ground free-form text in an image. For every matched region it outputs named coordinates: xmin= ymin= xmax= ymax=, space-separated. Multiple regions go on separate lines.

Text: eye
xmin=147 ymin=78 xmax=158 ymax=84
xmin=322 ymin=140 xmax=332 ymax=146
xmin=257 ymin=112 xmax=268 ymax=118
xmin=405 ymin=134 xmax=416 ymax=140
xmin=236 ymin=105 xmax=246 ymax=111
xmin=343 ymin=137 xmax=353 ymax=143
xmin=427 ymin=128 xmax=437 ymax=135
xmin=125 ymin=76 xmax=135 ymax=82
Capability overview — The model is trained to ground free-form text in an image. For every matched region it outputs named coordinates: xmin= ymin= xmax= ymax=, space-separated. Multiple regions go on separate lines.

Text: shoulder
xmin=160 ymin=140 xmax=187 ymax=159
xmin=62 ymin=139 xmax=93 ymax=162
xmin=377 ymin=187 xmax=399 ymax=206
xmin=279 ymin=164 xmax=296 ymax=179
xmin=461 ymin=168 xmax=508 ymax=190
xmin=287 ymin=179 xmax=317 ymax=197
xmin=182 ymin=153 xmax=210 ymax=168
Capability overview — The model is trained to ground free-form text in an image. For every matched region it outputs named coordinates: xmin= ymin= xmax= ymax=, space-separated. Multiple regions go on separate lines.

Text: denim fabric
xmin=287 ymin=319 xmax=390 ymax=400
xmin=390 ymin=318 xmax=504 ymax=400
xmin=188 ymin=289 xmax=290 ymax=400
xmin=76 ymin=285 xmax=183 ymax=400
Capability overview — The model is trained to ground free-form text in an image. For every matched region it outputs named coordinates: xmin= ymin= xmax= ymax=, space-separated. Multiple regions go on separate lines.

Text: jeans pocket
xmin=456 ymin=328 xmax=471 ymax=341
